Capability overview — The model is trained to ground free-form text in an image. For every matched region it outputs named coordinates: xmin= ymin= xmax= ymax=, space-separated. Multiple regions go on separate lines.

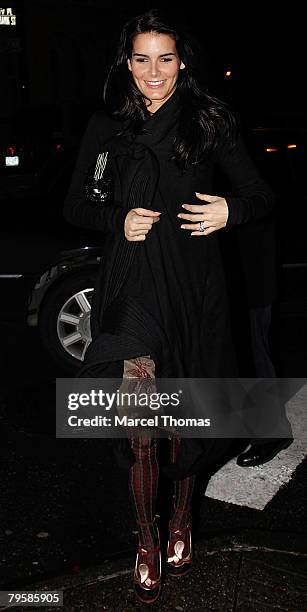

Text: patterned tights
xmin=123 ymin=356 xmax=196 ymax=550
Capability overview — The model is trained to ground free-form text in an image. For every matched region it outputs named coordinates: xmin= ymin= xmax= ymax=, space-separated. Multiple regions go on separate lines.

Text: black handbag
xmin=84 ymin=151 xmax=114 ymax=206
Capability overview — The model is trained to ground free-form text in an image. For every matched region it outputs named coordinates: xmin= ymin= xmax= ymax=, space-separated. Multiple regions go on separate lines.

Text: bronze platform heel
xmin=133 ymin=519 xmax=162 ymax=604
xmin=166 ymin=510 xmax=193 ymax=577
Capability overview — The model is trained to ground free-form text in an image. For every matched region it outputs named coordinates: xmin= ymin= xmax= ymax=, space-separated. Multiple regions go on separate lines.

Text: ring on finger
xmin=199 ymin=220 xmax=206 ymax=232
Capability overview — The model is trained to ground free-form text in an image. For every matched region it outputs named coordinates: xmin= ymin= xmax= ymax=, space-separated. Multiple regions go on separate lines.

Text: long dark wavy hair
xmin=103 ymin=9 xmax=239 ymax=170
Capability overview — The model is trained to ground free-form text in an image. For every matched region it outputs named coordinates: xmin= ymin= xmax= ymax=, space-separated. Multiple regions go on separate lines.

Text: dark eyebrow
xmin=132 ymin=53 xmax=176 ymax=58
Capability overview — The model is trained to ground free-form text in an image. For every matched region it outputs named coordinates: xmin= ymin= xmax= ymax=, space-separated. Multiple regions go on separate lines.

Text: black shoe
xmin=236 ymin=438 xmax=293 ymax=467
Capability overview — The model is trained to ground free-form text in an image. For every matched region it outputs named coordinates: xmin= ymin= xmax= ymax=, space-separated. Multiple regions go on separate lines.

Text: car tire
xmin=38 ymin=269 xmax=97 ymax=374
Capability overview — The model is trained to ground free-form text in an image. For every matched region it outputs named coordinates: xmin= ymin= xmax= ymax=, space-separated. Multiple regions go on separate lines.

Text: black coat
xmin=63 ymin=89 xmax=275 ymax=477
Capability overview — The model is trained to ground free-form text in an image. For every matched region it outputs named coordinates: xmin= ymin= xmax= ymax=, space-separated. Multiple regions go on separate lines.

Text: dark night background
xmin=1 ymin=2 xmax=306 ymax=148
xmin=1 ymin=3 xmax=307 ymax=610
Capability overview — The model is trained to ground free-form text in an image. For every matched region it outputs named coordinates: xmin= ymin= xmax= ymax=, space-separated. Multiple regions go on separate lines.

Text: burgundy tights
xmin=123 ymin=356 xmax=196 ymax=551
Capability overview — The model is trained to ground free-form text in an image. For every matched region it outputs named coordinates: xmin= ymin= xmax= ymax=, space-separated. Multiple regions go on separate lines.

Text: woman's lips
xmin=144 ymin=80 xmax=166 ymax=89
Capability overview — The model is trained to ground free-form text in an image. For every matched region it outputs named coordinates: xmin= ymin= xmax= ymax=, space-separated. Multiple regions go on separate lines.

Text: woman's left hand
xmin=177 ymin=192 xmax=229 ymax=236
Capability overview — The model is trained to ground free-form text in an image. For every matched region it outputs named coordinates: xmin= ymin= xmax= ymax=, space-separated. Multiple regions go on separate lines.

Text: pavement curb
xmin=1 ymin=535 xmax=307 ymax=611
xmin=6 ymin=533 xmax=307 ymax=599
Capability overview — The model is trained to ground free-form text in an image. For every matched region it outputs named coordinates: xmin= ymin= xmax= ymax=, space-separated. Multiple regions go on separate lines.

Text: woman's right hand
xmin=124 ymin=208 xmax=161 ymax=241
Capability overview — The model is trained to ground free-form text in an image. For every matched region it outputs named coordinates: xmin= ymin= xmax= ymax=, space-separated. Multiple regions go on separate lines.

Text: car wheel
xmin=38 ymin=270 xmax=97 ymax=373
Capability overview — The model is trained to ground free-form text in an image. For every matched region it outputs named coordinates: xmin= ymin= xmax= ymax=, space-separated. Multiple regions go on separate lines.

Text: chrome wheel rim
xmin=57 ymin=288 xmax=93 ymax=361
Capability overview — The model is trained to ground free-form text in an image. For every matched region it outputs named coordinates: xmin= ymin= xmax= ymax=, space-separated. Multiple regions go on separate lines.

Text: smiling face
xmin=127 ymin=31 xmax=185 ymax=113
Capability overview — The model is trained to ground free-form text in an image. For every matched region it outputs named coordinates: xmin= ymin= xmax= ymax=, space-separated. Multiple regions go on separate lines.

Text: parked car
xmin=0 ymin=127 xmax=306 ymax=372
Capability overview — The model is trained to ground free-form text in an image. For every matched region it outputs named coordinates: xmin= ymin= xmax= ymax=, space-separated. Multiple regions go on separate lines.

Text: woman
xmin=63 ymin=9 xmax=275 ymax=604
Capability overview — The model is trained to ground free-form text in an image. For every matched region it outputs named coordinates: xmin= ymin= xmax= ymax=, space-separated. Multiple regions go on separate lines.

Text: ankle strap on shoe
xmin=137 ymin=544 xmax=160 ymax=554
xmin=169 ymin=522 xmax=191 ymax=534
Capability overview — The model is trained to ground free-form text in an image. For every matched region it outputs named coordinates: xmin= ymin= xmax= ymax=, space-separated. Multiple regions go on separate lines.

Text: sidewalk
xmin=1 ymin=382 xmax=307 ymax=610
xmin=4 ymin=531 xmax=306 ymax=611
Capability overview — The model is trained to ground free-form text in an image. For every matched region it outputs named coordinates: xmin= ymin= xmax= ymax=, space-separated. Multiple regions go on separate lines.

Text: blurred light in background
xmin=5 ymin=156 xmax=19 ymax=166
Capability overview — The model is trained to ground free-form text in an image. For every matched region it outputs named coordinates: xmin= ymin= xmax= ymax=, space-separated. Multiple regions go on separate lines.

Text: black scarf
xmin=77 ymin=88 xmax=186 ymax=378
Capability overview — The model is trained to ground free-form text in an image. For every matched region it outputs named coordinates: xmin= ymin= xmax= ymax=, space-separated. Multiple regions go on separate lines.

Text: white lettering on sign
xmin=0 ymin=7 xmax=17 ymax=25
